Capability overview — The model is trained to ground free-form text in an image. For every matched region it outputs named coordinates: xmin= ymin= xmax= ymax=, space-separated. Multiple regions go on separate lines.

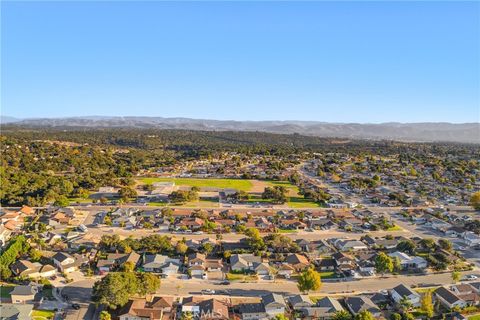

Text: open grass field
xmin=139 ymin=177 xmax=254 ymax=191
xmin=468 ymin=315 xmax=480 ymax=320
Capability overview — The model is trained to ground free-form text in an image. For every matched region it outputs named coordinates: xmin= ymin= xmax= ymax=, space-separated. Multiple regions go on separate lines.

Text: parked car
xmin=201 ymin=289 xmax=215 ymax=295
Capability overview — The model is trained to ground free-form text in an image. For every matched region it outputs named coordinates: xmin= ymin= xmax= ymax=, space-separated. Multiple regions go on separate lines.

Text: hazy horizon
xmin=2 ymin=114 xmax=480 ymax=125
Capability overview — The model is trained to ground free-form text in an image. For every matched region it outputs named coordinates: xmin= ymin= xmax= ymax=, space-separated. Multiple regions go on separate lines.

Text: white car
xmin=201 ymin=289 xmax=215 ymax=295
xmin=466 ymin=275 xmax=478 ymax=280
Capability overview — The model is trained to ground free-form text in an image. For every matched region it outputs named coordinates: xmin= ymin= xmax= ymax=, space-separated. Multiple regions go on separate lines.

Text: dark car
xmin=71 ymin=303 xmax=81 ymax=310
xmin=218 ymin=280 xmax=230 ymax=285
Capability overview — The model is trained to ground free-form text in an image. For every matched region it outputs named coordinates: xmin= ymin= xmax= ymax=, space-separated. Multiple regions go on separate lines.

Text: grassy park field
xmin=138 ymin=177 xmax=254 ymax=191
xmin=138 ymin=177 xmax=322 ymax=208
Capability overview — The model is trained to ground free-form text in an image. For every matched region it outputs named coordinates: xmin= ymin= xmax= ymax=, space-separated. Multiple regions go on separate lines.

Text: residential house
xmin=52 ymin=252 xmax=78 ymax=273
xmin=388 ymin=251 xmax=427 ymax=270
xmin=317 ymin=259 xmax=336 ymax=272
xmin=344 ymin=296 xmax=382 ymax=318
xmin=463 ymin=232 xmax=480 ymax=247
xmin=277 ymin=263 xmax=295 ymax=279
xmin=181 ymin=297 xmax=230 ymax=320
xmin=143 ymin=254 xmax=181 ymax=276
xmin=333 ymin=239 xmax=368 ymax=252
xmin=10 ymin=260 xmax=56 ymax=279
xmin=390 ymin=284 xmax=421 ymax=307
xmin=262 ymin=293 xmax=286 ymax=317
xmin=10 ymin=285 xmax=38 ymax=304
xmin=450 ymin=284 xmax=480 ymax=305
xmin=332 ymin=252 xmax=356 ymax=272
xmin=0 ymin=304 xmax=33 ymax=319
xmin=112 ymin=215 xmax=137 ymax=229
xmin=301 ymin=297 xmax=344 ymax=320
xmin=434 ymin=287 xmax=467 ymax=309
xmin=177 ymin=218 xmax=205 ymax=231
xmin=118 ymin=296 xmax=174 ymax=320
xmin=285 ymin=254 xmax=310 ymax=272
xmin=237 ymin=303 xmax=267 ymax=320
xmin=279 ymin=219 xmax=306 ymax=230
xmin=230 ymin=254 xmax=262 ymax=272
xmin=288 ymin=295 xmax=312 ymax=310
xmin=0 ymin=224 xmax=12 ymax=247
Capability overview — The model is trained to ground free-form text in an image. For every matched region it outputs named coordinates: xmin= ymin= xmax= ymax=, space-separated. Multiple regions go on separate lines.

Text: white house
xmin=463 ymin=232 xmax=480 ymax=246
xmin=262 ymin=293 xmax=286 ymax=317
xmin=391 ymin=284 xmax=421 ymax=307
xmin=434 ymin=287 xmax=467 ymax=309
xmin=388 ymin=251 xmax=427 ymax=270
xmin=52 ymin=252 xmax=77 ymax=273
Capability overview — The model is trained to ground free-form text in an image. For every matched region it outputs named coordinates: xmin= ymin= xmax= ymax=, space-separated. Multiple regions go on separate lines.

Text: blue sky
xmin=1 ymin=1 xmax=479 ymax=123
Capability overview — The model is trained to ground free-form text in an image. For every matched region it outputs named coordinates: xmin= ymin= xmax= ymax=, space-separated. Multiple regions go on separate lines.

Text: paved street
xmin=65 ymin=270 xmax=477 ymax=302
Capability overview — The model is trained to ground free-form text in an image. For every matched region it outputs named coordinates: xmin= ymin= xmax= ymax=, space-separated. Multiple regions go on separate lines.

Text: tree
xmin=470 ymin=191 xmax=480 ymax=210
xmin=333 ymin=310 xmax=353 ymax=320
xmin=201 ymin=242 xmax=213 ymax=254
xmin=355 ymin=310 xmax=375 ymax=320
xmin=118 ymin=187 xmax=137 ymax=201
xmin=29 ymin=248 xmax=42 ymax=262
xmin=420 ymin=291 xmax=434 ymax=318
xmin=138 ymin=273 xmax=161 ymax=295
xmin=122 ymin=261 xmax=135 ymax=272
xmin=92 ymin=272 xmax=139 ymax=309
xmin=390 ymin=313 xmax=402 ymax=320
xmin=99 ymin=311 xmax=111 ymax=320
xmin=297 ymin=268 xmax=322 ymax=293
xmin=420 ymin=238 xmax=436 ymax=252
xmin=273 ymin=315 xmax=288 ymax=320
xmin=176 ymin=242 xmax=188 ymax=255
xmin=438 ymin=239 xmax=453 ymax=252
xmin=54 ymin=195 xmax=70 ymax=207
xmin=396 ymin=240 xmax=416 ymax=255
xmin=262 ymin=186 xmax=287 ymax=204
xmin=375 ymin=252 xmax=394 ymax=274
xmin=451 ymin=271 xmax=461 ymax=283
xmin=399 ymin=296 xmax=413 ymax=311
xmin=392 ymin=256 xmax=402 ymax=272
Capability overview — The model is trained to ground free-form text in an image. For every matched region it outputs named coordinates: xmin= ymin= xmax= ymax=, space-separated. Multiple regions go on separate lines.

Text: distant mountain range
xmin=1 ymin=116 xmax=479 ymax=144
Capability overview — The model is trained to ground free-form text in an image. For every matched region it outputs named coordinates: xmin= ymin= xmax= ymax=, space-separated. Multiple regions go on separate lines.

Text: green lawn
xmin=31 ymin=310 xmax=55 ymax=319
xmin=68 ymin=197 xmax=93 ymax=204
xmin=319 ymin=271 xmax=336 ymax=279
xmin=278 ymin=229 xmax=298 ymax=233
xmin=139 ymin=177 xmax=254 ymax=191
xmin=468 ymin=315 xmax=480 ymax=320
xmin=225 ymin=273 xmax=258 ymax=281
xmin=0 ymin=285 xmax=14 ymax=298
xmin=386 ymin=225 xmax=402 ymax=231
xmin=287 ymin=197 xmax=322 ymax=208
